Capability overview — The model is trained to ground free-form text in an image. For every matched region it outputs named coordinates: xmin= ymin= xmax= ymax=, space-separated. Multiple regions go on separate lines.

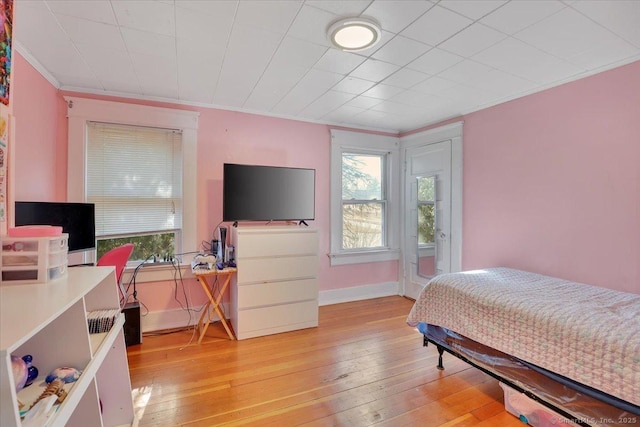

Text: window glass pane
xmin=342 ymin=154 xmax=382 ymax=200
xmin=97 ymin=232 xmax=176 ymax=261
xmin=418 ymin=204 xmax=435 ymax=245
xmin=418 ymin=176 xmax=435 ymax=202
xmin=342 ymin=202 xmax=383 ymax=249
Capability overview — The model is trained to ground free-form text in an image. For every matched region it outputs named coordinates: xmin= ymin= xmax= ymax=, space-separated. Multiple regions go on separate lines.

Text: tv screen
xmin=223 ymin=163 xmax=315 ymax=223
xmin=14 ymin=201 xmax=96 ymax=253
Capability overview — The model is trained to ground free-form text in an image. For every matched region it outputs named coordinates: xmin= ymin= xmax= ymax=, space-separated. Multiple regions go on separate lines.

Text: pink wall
xmin=462 ymin=60 xmax=640 ymax=294
xmin=12 ymin=54 xmax=67 ymax=201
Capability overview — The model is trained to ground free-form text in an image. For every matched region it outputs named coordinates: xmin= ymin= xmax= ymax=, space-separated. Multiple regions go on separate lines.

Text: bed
xmin=406 ymin=267 xmax=640 ymax=426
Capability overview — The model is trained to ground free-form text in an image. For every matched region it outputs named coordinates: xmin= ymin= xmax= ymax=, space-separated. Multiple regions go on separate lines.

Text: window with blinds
xmin=87 ymin=122 xmax=183 ymax=259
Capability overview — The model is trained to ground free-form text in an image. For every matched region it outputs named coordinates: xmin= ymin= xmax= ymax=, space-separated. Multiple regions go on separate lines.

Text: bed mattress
xmin=406 ymin=268 xmax=640 ymax=406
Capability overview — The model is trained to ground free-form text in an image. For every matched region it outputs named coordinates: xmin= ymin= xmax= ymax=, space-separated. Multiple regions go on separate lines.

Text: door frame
xmin=399 ymin=122 xmax=463 ymax=298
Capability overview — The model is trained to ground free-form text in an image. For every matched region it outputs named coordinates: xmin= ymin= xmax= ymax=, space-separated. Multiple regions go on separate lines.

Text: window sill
xmin=121 ymin=262 xmax=195 ymax=284
xmin=328 ymin=248 xmax=400 ymax=266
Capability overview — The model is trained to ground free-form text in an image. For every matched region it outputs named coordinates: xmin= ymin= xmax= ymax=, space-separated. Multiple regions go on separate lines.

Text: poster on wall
xmin=0 ymin=0 xmax=13 ymax=105
xmin=0 ymin=104 xmax=7 ymax=228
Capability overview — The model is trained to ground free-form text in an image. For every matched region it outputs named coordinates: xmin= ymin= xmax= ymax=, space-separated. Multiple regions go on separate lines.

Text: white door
xmin=404 ymin=140 xmax=452 ymax=300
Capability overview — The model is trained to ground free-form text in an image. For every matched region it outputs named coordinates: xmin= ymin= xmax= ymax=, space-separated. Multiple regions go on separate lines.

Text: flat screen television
xmin=223 ymin=163 xmax=315 ymax=223
xmin=14 ymin=201 xmax=96 ymax=253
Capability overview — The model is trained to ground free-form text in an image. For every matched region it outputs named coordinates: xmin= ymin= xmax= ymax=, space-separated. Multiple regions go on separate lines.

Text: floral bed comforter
xmin=406 ymin=267 xmax=640 ymax=406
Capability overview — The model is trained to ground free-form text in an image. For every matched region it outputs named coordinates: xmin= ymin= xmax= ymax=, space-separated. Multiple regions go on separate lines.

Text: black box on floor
xmin=122 ymin=301 xmax=142 ymax=346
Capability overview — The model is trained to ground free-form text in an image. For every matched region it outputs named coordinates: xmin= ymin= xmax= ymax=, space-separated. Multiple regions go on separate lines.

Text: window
xmin=87 ymin=122 xmax=182 ymax=260
xmin=66 ymin=97 xmax=199 ymax=279
xmin=342 ymin=153 xmax=386 ymax=249
xmin=330 ymin=129 xmax=400 ymax=266
xmin=417 ymin=176 xmax=436 ymax=246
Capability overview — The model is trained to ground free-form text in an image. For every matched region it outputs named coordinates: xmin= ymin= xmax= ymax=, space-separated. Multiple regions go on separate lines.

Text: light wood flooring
xmin=126 ymin=296 xmax=523 ymax=426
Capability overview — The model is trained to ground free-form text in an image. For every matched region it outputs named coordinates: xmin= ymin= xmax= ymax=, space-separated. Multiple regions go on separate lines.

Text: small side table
xmin=192 ymin=267 xmax=237 ymax=343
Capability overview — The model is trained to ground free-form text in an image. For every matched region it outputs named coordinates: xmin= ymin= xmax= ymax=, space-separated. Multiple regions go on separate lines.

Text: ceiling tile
xmin=436 ymin=59 xmax=494 ymax=85
xmin=438 ymin=23 xmax=507 ymax=57
xmin=272 ymin=69 xmax=344 ymax=115
xmin=361 ymin=84 xmax=405 ymax=100
xmin=515 ymin=7 xmax=620 ymax=59
xmin=345 ymin=96 xmax=383 ymax=109
xmin=401 ymin=5 xmax=473 ymax=46
xmin=323 ymin=105 xmax=366 ymax=123
xmin=244 ymin=64 xmax=308 ymax=111
xmin=306 ymin=0 xmax=370 ymax=16
xmin=565 ymin=37 xmax=638 ymax=70
xmin=438 ymin=0 xmax=507 ymax=20
xmin=350 ymin=59 xmax=400 ymax=82
xmin=372 ymin=35 xmax=432 ymax=67
xmin=236 ymin=0 xmax=302 ymax=34
xmin=381 ymin=68 xmax=430 ymax=89
xmin=408 ymin=47 xmax=464 ymax=75
xmin=271 ymin=37 xmax=328 ymax=69
xmin=121 ymin=28 xmax=176 ymax=60
xmin=175 ymin=4 xmax=234 ymax=44
xmin=332 ymin=77 xmax=377 ymax=95
xmin=214 ymin=24 xmax=283 ymax=106
xmin=177 ymin=43 xmax=221 ymax=104
xmin=46 ymin=0 xmax=118 ymax=25
xmin=131 ymin=53 xmax=179 ymax=99
xmin=362 ymin=1 xmax=435 ymax=34
xmin=572 ymin=0 xmax=640 ymax=48
xmin=313 ymin=49 xmax=367 ymax=75
xmin=56 ymin=15 xmax=125 ymax=51
xmin=412 ymin=76 xmax=460 ymax=95
xmin=287 ymin=4 xmax=336 ymax=46
xmin=300 ymin=90 xmax=355 ymax=120
xmin=480 ymin=1 xmax=566 ymax=35
xmin=371 ymin=100 xmax=420 ymax=115
xmin=173 ymin=0 xmax=239 ymax=17
xmin=389 ymin=90 xmax=441 ymax=108
xmin=111 ymin=1 xmax=176 ymax=36
xmin=74 ymin=43 xmax=138 ymax=86
xmin=472 ymin=37 xmax=583 ymax=83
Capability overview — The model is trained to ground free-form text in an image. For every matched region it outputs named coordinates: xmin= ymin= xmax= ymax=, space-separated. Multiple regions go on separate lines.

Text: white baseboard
xmin=318 ymin=282 xmax=399 ymax=306
xmin=142 ymin=284 xmax=399 ymax=332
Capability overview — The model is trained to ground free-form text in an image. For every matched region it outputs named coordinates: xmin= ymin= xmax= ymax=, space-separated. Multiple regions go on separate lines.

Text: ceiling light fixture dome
xmin=327 ymin=17 xmax=381 ymax=52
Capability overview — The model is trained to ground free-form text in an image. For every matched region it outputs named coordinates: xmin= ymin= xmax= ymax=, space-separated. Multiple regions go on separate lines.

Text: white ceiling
xmin=14 ymin=0 xmax=640 ymax=133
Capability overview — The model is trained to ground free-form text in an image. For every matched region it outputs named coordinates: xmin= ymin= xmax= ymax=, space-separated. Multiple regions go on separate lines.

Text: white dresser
xmin=230 ymin=226 xmax=319 ymax=340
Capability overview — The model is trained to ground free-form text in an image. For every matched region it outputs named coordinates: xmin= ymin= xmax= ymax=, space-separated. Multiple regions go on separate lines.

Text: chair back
xmin=97 ymin=243 xmax=134 ymax=284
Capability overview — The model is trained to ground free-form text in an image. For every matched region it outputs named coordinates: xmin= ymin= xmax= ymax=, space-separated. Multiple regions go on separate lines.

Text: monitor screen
xmin=223 ymin=164 xmax=315 ymax=223
xmin=14 ymin=201 xmax=96 ymax=253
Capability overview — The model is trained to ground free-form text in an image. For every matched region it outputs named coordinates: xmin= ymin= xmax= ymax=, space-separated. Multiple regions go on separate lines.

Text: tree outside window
xmin=341 ymin=153 xmax=386 ymax=249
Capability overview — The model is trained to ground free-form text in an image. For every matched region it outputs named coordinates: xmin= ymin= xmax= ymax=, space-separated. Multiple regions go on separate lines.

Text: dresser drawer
xmin=236 ymin=300 xmax=318 ymax=339
xmin=235 ymin=229 xmax=318 ymax=258
xmin=237 ymin=278 xmax=317 ymax=309
xmin=237 ymin=255 xmax=317 ymax=284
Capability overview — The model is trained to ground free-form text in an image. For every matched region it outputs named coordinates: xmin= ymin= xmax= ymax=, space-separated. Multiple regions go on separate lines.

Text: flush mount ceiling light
xmin=327 ymin=17 xmax=381 ymax=52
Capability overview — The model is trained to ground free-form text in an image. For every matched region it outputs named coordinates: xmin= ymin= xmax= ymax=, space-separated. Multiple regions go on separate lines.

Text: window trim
xmin=329 ymin=129 xmax=400 ymax=266
xmin=65 ymin=96 xmax=199 ymax=280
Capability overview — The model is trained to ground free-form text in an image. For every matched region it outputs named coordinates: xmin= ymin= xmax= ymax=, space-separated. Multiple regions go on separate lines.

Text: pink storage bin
xmin=8 ymin=225 xmax=63 ymax=237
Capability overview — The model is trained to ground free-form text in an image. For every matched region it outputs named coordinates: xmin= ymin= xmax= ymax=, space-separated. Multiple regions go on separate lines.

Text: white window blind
xmin=87 ymin=122 xmax=183 ymax=238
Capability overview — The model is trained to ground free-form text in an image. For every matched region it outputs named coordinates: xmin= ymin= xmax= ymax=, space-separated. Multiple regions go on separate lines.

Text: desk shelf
xmin=0 ymin=267 xmax=135 ymax=427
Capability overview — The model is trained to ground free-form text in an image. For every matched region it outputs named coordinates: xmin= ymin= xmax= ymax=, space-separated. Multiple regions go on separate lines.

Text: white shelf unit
xmin=0 ymin=267 xmax=135 ymax=427
xmin=231 ymin=226 xmax=319 ymax=340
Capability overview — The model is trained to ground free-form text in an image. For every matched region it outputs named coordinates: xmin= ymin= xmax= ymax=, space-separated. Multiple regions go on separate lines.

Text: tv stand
xmin=298 ymin=220 xmax=309 ymax=226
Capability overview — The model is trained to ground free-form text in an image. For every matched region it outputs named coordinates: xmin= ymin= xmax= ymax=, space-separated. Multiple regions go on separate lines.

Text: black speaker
xmin=122 ymin=301 xmax=142 ymax=346
xmin=218 ymin=227 xmax=227 ymax=263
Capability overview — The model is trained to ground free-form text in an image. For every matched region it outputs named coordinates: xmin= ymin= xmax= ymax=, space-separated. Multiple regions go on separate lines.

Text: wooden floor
xmin=126 ymin=296 xmax=523 ymax=427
